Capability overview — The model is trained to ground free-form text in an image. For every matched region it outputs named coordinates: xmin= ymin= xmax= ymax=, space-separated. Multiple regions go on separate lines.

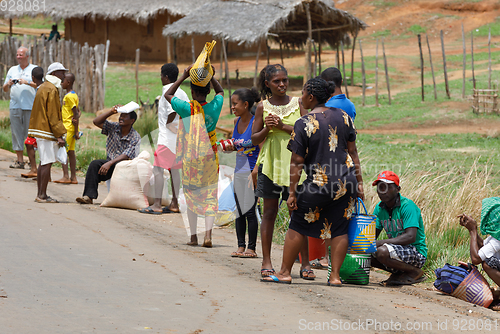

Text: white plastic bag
xmin=56 ymin=146 xmax=67 ymax=165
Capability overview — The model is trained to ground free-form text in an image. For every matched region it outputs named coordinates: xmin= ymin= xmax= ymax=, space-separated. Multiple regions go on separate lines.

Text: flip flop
xmin=300 ymin=269 xmax=316 ymax=280
xmin=137 ymin=207 xmax=162 ymax=215
xmin=327 ymin=281 xmax=342 ymax=287
xmin=54 ymin=179 xmax=72 ymax=184
xmin=162 ymin=207 xmax=180 ymax=214
xmin=310 ymin=259 xmax=329 ymax=270
xmin=231 ymin=251 xmax=243 ymax=257
xmin=260 ymin=269 xmax=276 ymax=278
xmin=21 ymin=172 xmax=37 ymax=178
xmin=260 ymin=275 xmax=291 ymax=284
xmin=35 ymin=196 xmax=58 ymax=203
xmin=239 ymin=251 xmax=258 ymax=258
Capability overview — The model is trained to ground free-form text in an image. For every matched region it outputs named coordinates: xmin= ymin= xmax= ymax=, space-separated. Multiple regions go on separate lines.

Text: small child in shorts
xmin=54 ymin=73 xmax=80 ymax=184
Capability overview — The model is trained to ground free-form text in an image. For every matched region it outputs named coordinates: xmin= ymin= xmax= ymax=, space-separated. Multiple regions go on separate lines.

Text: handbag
xmin=347 ymin=198 xmax=377 ymax=254
xmin=433 ymin=263 xmax=470 ymax=294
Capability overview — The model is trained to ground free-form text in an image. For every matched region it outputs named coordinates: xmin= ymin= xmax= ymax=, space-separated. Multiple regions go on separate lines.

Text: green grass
xmin=372 ymin=29 xmax=392 ymax=38
xmin=10 ymin=15 xmax=64 ymax=30
xmin=475 ymin=18 xmax=500 ymax=37
xmin=408 ymin=25 xmax=427 ymax=35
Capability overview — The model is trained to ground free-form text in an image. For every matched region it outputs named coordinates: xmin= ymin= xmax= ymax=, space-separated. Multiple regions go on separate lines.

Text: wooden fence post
xmin=222 ymin=38 xmax=232 ymax=111
xmin=253 ymin=42 xmax=261 ymax=87
xmin=351 ymin=31 xmax=358 ymax=86
xmin=359 ymin=39 xmax=366 ymax=107
xmin=440 ymin=30 xmax=450 ymax=99
xmin=341 ymin=40 xmax=348 ymax=98
xmin=471 ymin=31 xmax=475 ymax=90
xmin=135 ymin=48 xmax=140 ymax=104
xmin=488 ymin=28 xmax=492 ymax=90
xmin=426 ymin=34 xmax=437 ymax=100
xmin=462 ymin=24 xmax=466 ymax=99
xmin=418 ymin=34 xmax=424 ymax=102
xmin=382 ymin=38 xmax=391 ymax=105
xmin=375 ymin=38 xmax=379 ymax=107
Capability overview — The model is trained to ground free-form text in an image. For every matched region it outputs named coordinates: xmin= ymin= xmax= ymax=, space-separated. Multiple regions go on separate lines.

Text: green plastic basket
xmin=328 ymin=246 xmax=371 ymax=285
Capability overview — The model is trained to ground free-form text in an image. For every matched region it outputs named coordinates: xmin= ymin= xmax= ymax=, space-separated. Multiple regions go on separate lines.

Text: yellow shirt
xmin=62 ymin=91 xmax=79 ymax=131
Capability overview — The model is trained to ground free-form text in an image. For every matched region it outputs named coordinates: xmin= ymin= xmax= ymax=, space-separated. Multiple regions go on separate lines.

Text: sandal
xmin=35 ymin=196 xmax=58 ymax=203
xmin=231 ymin=251 xmax=244 ymax=257
xmin=202 ymin=238 xmax=212 ymax=248
xmin=260 ymin=269 xmax=276 ymax=278
xmin=138 ymin=207 xmax=162 ymax=215
xmin=310 ymin=259 xmax=329 ymax=270
xmin=260 ymin=275 xmax=291 ymax=284
xmin=239 ymin=251 xmax=258 ymax=258
xmin=300 ymin=269 xmax=316 ymax=280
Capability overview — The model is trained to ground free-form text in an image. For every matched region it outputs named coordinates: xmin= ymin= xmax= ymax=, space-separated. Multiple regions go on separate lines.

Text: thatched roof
xmin=0 ymin=0 xmax=213 ymax=23
xmin=162 ymin=0 xmax=367 ymax=47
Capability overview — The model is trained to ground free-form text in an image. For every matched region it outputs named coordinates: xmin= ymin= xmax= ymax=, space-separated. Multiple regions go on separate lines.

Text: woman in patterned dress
xmin=261 ymin=77 xmax=364 ymax=285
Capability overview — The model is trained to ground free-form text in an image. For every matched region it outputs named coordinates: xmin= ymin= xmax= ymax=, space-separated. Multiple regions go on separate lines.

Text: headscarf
xmin=480 ymin=197 xmax=500 ymax=240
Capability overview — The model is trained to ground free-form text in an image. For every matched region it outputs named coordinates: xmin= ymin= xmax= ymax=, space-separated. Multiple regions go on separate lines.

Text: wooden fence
xmin=0 ymin=36 xmax=108 ymax=113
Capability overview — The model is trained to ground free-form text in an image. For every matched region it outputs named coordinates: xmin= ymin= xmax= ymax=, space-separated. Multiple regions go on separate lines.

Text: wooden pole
xmin=426 ymin=34 xmax=437 ymax=100
xmin=135 ymin=48 xmax=140 ymax=103
xmin=488 ymin=28 xmax=492 ymax=90
xmin=266 ymin=39 xmax=270 ymax=65
xmin=166 ymin=16 xmax=171 ymax=63
xmin=471 ymin=31 xmax=475 ymax=90
xmin=222 ymin=39 xmax=232 ymax=111
xmin=350 ymin=31 xmax=357 ymax=86
xmin=279 ymin=40 xmax=284 ymax=65
xmin=462 ymin=24 xmax=466 ymax=99
xmin=173 ymin=38 xmax=177 ymax=65
xmin=304 ymin=3 xmax=312 ymax=83
xmin=253 ymin=42 xmax=261 ymax=87
xmin=313 ymin=40 xmax=317 ymax=77
xmin=341 ymin=40 xmax=348 ymax=98
xmin=382 ymin=38 xmax=391 ymax=105
xmin=418 ymin=34 xmax=424 ymax=102
xmin=440 ymin=30 xmax=450 ymax=99
xmin=375 ymin=38 xmax=379 ymax=107
xmin=336 ymin=45 xmax=339 ymax=68
xmin=9 ymin=19 xmax=12 ymax=36
xmin=191 ymin=37 xmax=195 ymax=63
xmin=317 ymin=31 xmax=322 ymax=75
xmin=220 ymin=41 xmax=223 ymax=80
xmin=359 ymin=39 xmax=366 ymax=107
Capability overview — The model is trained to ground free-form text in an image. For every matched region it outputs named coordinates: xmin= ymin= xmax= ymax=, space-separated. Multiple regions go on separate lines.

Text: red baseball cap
xmin=372 ymin=171 xmax=400 ymax=187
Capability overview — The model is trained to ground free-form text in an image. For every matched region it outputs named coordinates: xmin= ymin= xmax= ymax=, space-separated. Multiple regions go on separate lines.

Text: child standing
xmin=54 ymin=73 xmax=80 ymax=184
xmin=251 ymin=64 xmax=313 ymax=279
xmin=21 ymin=66 xmax=44 ymax=179
xmin=226 ymin=88 xmax=261 ymax=258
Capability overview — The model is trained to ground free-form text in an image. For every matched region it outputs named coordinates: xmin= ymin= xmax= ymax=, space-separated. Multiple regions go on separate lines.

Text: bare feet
xmin=54 ymin=177 xmax=72 ymax=184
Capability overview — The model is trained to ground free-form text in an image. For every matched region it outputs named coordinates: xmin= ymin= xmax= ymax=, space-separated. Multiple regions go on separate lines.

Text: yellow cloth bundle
xmin=190 ymin=40 xmax=217 ymax=87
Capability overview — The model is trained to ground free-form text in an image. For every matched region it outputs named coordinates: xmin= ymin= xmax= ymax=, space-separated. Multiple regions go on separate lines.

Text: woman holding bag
xmin=261 ymin=77 xmax=363 ymax=285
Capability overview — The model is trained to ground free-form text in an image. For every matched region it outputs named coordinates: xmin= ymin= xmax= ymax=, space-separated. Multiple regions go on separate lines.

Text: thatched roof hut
xmin=0 ymin=0 xmax=207 ymax=22
xmin=163 ymin=0 xmax=367 ymax=48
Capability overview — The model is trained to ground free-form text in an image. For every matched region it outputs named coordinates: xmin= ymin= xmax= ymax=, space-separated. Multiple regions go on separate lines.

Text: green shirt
xmin=374 ymin=194 xmax=428 ymax=258
xmin=171 ymin=94 xmax=223 ymax=133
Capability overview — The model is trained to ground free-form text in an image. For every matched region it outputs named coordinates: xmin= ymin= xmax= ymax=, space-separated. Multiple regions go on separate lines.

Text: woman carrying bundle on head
xmin=261 ymin=77 xmax=363 ymax=285
xmin=251 ymin=64 xmax=314 ymax=279
xmin=164 ymin=63 xmax=224 ymax=248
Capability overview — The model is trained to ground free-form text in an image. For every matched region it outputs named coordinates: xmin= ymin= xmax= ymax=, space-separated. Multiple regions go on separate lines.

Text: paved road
xmin=0 ymin=149 xmax=499 ymax=333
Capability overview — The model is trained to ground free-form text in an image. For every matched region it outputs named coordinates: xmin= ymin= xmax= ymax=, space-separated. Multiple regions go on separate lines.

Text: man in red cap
xmin=371 ymin=171 xmax=428 ymax=286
